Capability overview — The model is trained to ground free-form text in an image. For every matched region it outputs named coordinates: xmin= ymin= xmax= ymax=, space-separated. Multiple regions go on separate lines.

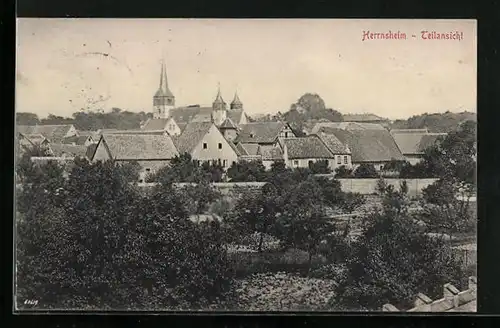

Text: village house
xmin=61 ymin=135 xmax=96 ymax=147
xmin=315 ymin=132 xmax=353 ymax=170
xmin=280 ymin=135 xmax=337 ymax=170
xmin=235 ymin=121 xmax=295 ymax=152
xmin=172 ymin=121 xmax=240 ymax=169
xmin=390 ymin=128 xmax=447 ymax=165
xmin=92 ymin=134 xmax=179 ymax=182
xmin=17 ymin=124 xmax=78 ymax=143
xmin=318 ymin=126 xmax=405 ymax=171
xmin=48 ymin=143 xmax=88 ymax=159
xmin=17 ymin=133 xmax=51 ymax=156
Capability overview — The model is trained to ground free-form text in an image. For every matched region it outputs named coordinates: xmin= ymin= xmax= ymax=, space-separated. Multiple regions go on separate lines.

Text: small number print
xmin=24 ymin=299 xmax=38 ymax=306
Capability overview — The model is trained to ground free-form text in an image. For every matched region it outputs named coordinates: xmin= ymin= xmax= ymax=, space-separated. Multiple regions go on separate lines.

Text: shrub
xmin=353 ymin=164 xmax=378 ymax=178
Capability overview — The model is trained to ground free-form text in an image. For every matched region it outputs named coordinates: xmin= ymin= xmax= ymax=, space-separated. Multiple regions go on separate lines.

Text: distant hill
xmin=390 ymin=111 xmax=476 ymax=133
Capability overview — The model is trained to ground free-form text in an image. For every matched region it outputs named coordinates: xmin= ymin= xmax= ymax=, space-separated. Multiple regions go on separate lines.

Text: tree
xmin=353 ymin=164 xmax=378 ymax=178
xmin=418 ymin=179 xmax=475 ymax=240
xmin=227 ymin=160 xmax=267 ymax=182
xmin=16 ymin=112 xmax=40 ymax=125
xmin=330 ymin=185 xmax=466 ymax=311
xmin=152 ymin=153 xmax=208 ymax=184
xmin=309 ymin=160 xmax=331 ymax=174
xmin=339 ymin=192 xmax=366 ymax=214
xmin=274 ymin=177 xmax=335 ymax=271
xmin=334 ymin=165 xmax=353 ymax=178
xmin=389 ymin=111 xmax=476 ymax=133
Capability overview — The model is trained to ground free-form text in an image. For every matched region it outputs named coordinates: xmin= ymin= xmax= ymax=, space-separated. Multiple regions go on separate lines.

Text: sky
xmin=16 ymin=19 xmax=476 ymax=120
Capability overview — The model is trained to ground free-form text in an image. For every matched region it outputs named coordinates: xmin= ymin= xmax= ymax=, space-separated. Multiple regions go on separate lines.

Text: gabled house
xmin=17 ymin=133 xmax=51 ymax=155
xmin=17 ymin=124 xmax=78 ymax=143
xmin=235 ymin=121 xmax=295 ymax=152
xmin=61 ymin=135 xmax=95 ymax=147
xmin=319 ymin=127 xmax=405 ymax=171
xmin=390 ymin=129 xmax=447 ymax=164
xmin=141 ymin=116 xmax=183 ymax=136
xmin=316 ymin=132 xmax=353 ymax=169
xmin=173 ymin=121 xmax=239 ymax=169
xmin=280 ymin=135 xmax=336 ymax=169
xmin=92 ymin=134 xmax=179 ymax=182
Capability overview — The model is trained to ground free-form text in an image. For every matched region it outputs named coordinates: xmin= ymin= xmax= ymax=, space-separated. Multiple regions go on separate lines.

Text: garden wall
xmin=335 ymin=178 xmax=438 ymax=197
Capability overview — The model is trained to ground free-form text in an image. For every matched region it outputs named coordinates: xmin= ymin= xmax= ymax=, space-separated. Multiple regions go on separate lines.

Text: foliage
xmin=16 ymin=159 xmax=233 ymax=310
xmin=16 ymin=112 xmax=41 ymax=125
xmin=330 ymin=184 xmax=466 ymax=311
xmin=151 ymin=153 xmax=223 ymax=184
xmin=382 ymin=159 xmax=406 ymax=172
xmin=283 ymin=93 xmax=343 ymax=133
xmin=308 ymin=159 xmax=331 ymax=174
xmin=418 ymin=179 xmax=475 ymax=238
xmin=353 ymin=163 xmax=378 ymax=178
xmin=227 ymin=160 xmax=268 ymax=182
xmin=334 ymin=165 xmax=353 ymax=178
xmin=399 ymin=161 xmax=429 ymax=179
xmin=116 ymin=161 xmax=141 ymax=183
xmin=390 ymin=111 xmax=476 ymax=133
xmin=339 ymin=192 xmax=366 ymax=214
xmin=420 ymin=120 xmax=476 ymax=187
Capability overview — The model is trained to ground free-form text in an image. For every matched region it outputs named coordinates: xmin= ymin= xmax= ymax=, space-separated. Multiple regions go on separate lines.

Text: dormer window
xmin=250 ymin=133 xmax=254 ymax=138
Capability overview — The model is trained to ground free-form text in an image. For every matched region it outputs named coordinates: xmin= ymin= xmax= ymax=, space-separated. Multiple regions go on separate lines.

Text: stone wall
xmin=334 ymin=178 xmax=438 ymax=197
xmin=382 ymin=276 xmax=477 ymax=312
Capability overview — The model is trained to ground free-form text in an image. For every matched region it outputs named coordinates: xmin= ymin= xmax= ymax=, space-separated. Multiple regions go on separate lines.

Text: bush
xmin=353 ymin=164 xmax=378 ymax=178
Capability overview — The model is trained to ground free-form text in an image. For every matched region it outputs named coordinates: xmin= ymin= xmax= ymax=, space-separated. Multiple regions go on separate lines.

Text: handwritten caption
xmin=24 ymin=299 xmax=39 ymax=306
xmin=362 ymin=30 xmax=464 ymax=42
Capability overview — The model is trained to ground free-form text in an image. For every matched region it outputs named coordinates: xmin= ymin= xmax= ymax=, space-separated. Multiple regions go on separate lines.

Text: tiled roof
xmin=49 ymin=143 xmax=87 ymax=158
xmin=316 ymin=132 xmax=351 ymax=154
xmin=390 ymin=128 xmax=429 ymax=134
xmin=220 ymin=117 xmax=238 ymax=129
xmin=226 ymin=139 xmax=242 ymax=156
xmin=106 ymin=129 xmax=165 ymax=135
xmin=86 ymin=143 xmax=98 ymax=160
xmin=260 ymin=146 xmax=283 ymax=161
xmin=141 ymin=118 xmax=168 ymax=130
xmin=228 ymin=110 xmax=246 ymax=125
xmin=77 ymin=130 xmax=100 ymax=139
xmin=172 ymin=121 xmax=213 ymax=154
xmin=20 ymin=133 xmax=49 ymax=146
xmin=17 ymin=124 xmax=75 ymax=142
xmin=320 ymin=127 xmax=405 ymax=162
xmin=169 ymin=106 xmax=212 ymax=124
xmin=62 ymin=135 xmax=91 ymax=145
xmin=283 ymin=136 xmax=334 ymax=159
xmin=310 ymin=122 xmax=385 ymax=134
xmin=343 ymin=113 xmax=388 ymax=122
xmin=236 ymin=122 xmax=286 ymax=144
xmin=391 ymin=132 xmax=446 ymax=155
xmin=101 ymin=134 xmax=179 ymax=160
xmin=239 ymin=143 xmax=260 ymax=156
xmin=236 ymin=143 xmax=249 ymax=156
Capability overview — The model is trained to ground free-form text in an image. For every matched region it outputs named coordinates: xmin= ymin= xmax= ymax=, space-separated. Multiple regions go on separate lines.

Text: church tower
xmin=211 ymin=84 xmax=227 ymax=126
xmin=153 ymin=59 xmax=175 ymax=119
xmin=230 ymin=91 xmax=243 ymax=110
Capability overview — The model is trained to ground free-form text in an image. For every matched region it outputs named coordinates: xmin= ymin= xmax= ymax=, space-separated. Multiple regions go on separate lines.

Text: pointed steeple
xmin=153 ymin=54 xmax=175 ymax=119
xmin=160 ymin=58 xmax=174 ymax=97
xmin=213 ymin=83 xmax=226 ymax=110
xmin=230 ymin=90 xmax=243 ymax=110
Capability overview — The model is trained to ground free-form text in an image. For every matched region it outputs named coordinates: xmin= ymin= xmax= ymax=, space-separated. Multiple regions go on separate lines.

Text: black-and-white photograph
xmin=15 ymin=19 xmax=477 ymax=312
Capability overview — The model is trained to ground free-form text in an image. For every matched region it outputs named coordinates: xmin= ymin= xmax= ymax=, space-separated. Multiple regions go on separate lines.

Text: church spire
xmin=153 ymin=55 xmax=175 ymax=119
xmin=213 ymin=82 xmax=226 ymax=109
xmin=230 ymin=90 xmax=243 ymax=110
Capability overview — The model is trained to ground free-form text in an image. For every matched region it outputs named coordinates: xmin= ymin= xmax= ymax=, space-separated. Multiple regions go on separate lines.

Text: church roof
xmin=231 ymin=92 xmax=243 ymax=106
xmin=213 ymin=88 xmax=226 ymax=106
xmin=155 ymin=60 xmax=174 ymax=98
xmin=173 ymin=121 xmax=214 ymax=154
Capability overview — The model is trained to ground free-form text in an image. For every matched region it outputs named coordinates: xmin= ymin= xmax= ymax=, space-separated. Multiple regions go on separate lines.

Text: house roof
xmin=390 ymin=128 xmax=429 ymax=134
xmin=17 ymin=124 xmax=75 ymax=142
xmin=310 ymin=121 xmax=385 ymax=134
xmin=220 ymin=117 xmax=238 ymax=129
xmin=172 ymin=121 xmax=213 ymax=154
xmin=283 ymin=136 xmax=334 ymax=159
xmin=169 ymin=106 xmax=212 ymax=124
xmin=260 ymin=146 xmax=283 ymax=161
xmin=239 ymin=143 xmax=260 ymax=156
xmin=320 ymin=127 xmax=405 ymax=162
xmin=49 ymin=143 xmax=88 ymax=158
xmin=236 ymin=121 xmax=287 ymax=144
xmin=77 ymin=130 xmax=100 ymax=138
xmin=141 ymin=118 xmax=168 ymax=130
xmin=391 ymin=132 xmax=446 ymax=155
xmin=343 ymin=113 xmax=388 ymax=122
xmin=62 ymin=135 xmax=92 ymax=145
xmin=317 ymin=132 xmax=351 ymax=154
xmin=86 ymin=143 xmax=98 ymax=161
xmin=101 ymin=134 xmax=179 ymax=160
xmin=105 ymin=129 xmax=166 ymax=135
xmin=20 ymin=133 xmax=49 ymax=145
xmin=226 ymin=139 xmax=242 ymax=156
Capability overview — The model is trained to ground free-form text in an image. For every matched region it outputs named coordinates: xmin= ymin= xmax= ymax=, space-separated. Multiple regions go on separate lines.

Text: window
xmin=285 ymin=132 xmax=288 ymax=138
xmin=294 ymin=160 xmax=299 ymax=166
xmin=145 ymin=168 xmax=151 ymax=172
xmin=308 ymin=160 xmax=313 ymax=167
xmin=337 ymin=156 xmax=341 ymax=164
xmin=223 ymin=160 xmax=227 ymax=167
xmin=203 ymin=143 xmax=207 ymax=149
xmin=344 ymin=156 xmax=348 ymax=164
xmin=218 ymin=143 xmax=222 ymax=149
xmin=139 ymin=179 xmax=144 ymax=183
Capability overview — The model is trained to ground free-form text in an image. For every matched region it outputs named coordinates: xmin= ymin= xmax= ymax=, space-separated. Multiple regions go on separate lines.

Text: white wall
xmin=190 ymin=124 xmax=239 ymax=169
